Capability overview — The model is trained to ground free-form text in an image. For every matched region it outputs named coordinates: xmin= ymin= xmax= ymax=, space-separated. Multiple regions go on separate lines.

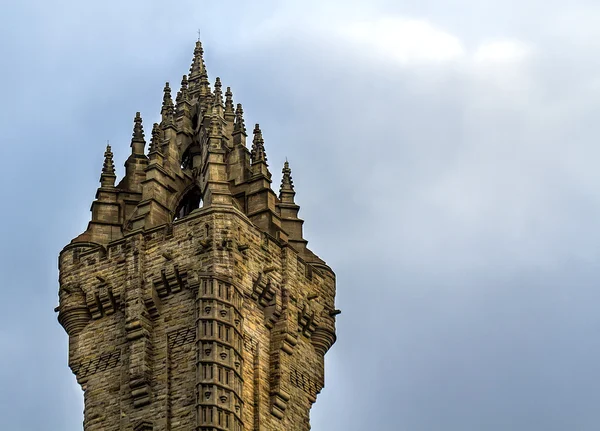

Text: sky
xmin=2 ymin=0 xmax=600 ymax=429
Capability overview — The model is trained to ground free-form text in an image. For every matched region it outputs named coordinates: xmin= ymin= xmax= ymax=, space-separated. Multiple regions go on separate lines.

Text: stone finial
xmin=149 ymin=123 xmax=161 ymax=153
xmin=132 ymin=112 xmax=145 ymax=142
xmin=213 ymin=77 xmax=223 ymax=106
xmin=280 ymin=160 xmax=294 ymax=193
xmin=100 ymin=143 xmax=116 ymax=187
xmin=233 ymin=103 xmax=247 ymax=136
xmin=161 ymin=82 xmax=175 ymax=126
xmin=176 ymin=75 xmax=189 ymax=105
xmin=251 ymin=124 xmax=267 ymax=164
xmin=200 ymin=74 xmax=211 ymax=99
xmin=225 ymin=86 xmax=234 ymax=116
xmin=131 ymin=112 xmax=146 ymax=155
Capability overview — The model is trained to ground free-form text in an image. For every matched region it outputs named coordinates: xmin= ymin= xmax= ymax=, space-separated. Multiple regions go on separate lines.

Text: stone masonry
xmin=56 ymin=40 xmax=338 ymax=431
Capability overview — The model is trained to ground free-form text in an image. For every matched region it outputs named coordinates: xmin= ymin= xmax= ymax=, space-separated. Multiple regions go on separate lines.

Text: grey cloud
xmin=3 ymin=0 xmax=600 ymax=430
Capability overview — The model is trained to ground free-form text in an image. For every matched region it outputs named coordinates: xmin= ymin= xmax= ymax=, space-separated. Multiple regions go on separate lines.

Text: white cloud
xmin=338 ymin=17 xmax=466 ymax=64
xmin=474 ymin=40 xmax=531 ymax=64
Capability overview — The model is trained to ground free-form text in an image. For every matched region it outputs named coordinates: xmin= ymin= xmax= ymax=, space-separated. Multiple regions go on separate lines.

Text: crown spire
xmin=100 ymin=143 xmax=116 ymax=187
xmin=251 ymin=124 xmax=268 ymax=164
xmin=131 ymin=112 xmax=146 ymax=155
xmin=189 ymin=41 xmax=205 ymax=80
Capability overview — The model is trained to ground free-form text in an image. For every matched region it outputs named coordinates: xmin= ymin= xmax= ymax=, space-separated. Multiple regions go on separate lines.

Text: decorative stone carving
xmin=72 ymin=350 xmax=121 ymax=384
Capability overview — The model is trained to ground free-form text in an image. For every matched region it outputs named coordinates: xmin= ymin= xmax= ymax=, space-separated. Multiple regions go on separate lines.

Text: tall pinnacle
xmin=100 ymin=143 xmax=116 ymax=187
xmin=149 ymin=123 xmax=161 ymax=153
xmin=189 ymin=40 xmax=205 ymax=80
xmin=280 ymin=160 xmax=294 ymax=192
xmin=233 ymin=103 xmax=246 ymax=135
xmin=225 ymin=86 xmax=234 ymax=116
xmin=176 ymin=75 xmax=190 ymax=105
xmin=187 ymin=40 xmax=211 ymax=111
xmin=251 ymin=124 xmax=268 ymax=164
xmin=161 ymin=82 xmax=175 ymax=126
xmin=213 ymin=77 xmax=223 ymax=107
xmin=131 ymin=112 xmax=146 ymax=155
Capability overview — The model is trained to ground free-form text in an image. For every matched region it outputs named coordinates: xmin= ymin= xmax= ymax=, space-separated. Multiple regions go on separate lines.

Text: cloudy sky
xmin=3 ymin=0 xmax=600 ymax=429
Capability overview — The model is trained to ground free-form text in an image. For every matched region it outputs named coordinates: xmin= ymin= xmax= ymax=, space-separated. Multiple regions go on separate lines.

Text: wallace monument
xmin=56 ymin=40 xmax=339 ymax=431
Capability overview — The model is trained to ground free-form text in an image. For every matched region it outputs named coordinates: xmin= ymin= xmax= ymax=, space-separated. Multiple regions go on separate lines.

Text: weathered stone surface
xmin=57 ymin=40 xmax=338 ymax=431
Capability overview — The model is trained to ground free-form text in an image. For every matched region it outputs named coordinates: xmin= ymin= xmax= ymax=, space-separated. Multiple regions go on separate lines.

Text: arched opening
xmin=174 ymin=186 xmax=203 ymax=220
xmin=181 ymin=147 xmax=192 ymax=170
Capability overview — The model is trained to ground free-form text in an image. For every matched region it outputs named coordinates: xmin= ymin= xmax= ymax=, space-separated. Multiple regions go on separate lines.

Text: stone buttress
xmin=56 ymin=40 xmax=339 ymax=431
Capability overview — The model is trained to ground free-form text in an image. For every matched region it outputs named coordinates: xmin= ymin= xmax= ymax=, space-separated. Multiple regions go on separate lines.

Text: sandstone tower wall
xmin=57 ymin=41 xmax=338 ymax=431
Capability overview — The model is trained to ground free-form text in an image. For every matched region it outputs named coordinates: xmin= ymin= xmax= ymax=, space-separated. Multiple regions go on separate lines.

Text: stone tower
xmin=56 ymin=41 xmax=338 ymax=431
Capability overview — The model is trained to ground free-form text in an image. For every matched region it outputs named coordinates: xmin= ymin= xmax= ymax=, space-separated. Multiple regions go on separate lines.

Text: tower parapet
xmin=57 ymin=40 xmax=338 ymax=431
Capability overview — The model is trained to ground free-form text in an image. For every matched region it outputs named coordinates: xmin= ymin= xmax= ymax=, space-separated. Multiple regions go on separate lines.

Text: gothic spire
xmin=189 ymin=40 xmax=205 ymax=81
xmin=160 ymin=82 xmax=175 ymax=126
xmin=280 ymin=160 xmax=294 ymax=193
xmin=131 ymin=112 xmax=146 ymax=155
xmin=213 ymin=77 xmax=223 ymax=107
xmin=100 ymin=143 xmax=116 ymax=187
xmin=251 ymin=124 xmax=268 ymax=164
xmin=225 ymin=86 xmax=234 ymax=116
xmin=149 ymin=123 xmax=161 ymax=153
xmin=233 ymin=103 xmax=246 ymax=135
xmin=176 ymin=75 xmax=190 ymax=106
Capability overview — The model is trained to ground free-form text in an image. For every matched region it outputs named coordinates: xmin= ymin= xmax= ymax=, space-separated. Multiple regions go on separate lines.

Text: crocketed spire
xmin=251 ymin=124 xmax=267 ymax=164
xmin=189 ymin=41 xmax=205 ymax=81
xmin=187 ymin=40 xmax=212 ymax=113
xmin=176 ymin=75 xmax=190 ymax=106
xmin=233 ymin=103 xmax=246 ymax=136
xmin=131 ymin=112 xmax=146 ymax=155
xmin=149 ymin=123 xmax=161 ymax=153
xmin=213 ymin=77 xmax=223 ymax=107
xmin=160 ymin=82 xmax=175 ymax=126
xmin=225 ymin=86 xmax=234 ymax=116
xmin=280 ymin=160 xmax=294 ymax=193
xmin=100 ymin=143 xmax=116 ymax=187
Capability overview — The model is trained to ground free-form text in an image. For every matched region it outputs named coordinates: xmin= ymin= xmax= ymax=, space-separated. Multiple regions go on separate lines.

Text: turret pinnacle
xmin=100 ymin=143 xmax=116 ymax=187
xmin=149 ymin=123 xmax=161 ymax=153
xmin=131 ymin=112 xmax=146 ymax=155
xmin=280 ymin=160 xmax=294 ymax=193
xmin=176 ymin=75 xmax=190 ymax=106
xmin=225 ymin=86 xmax=234 ymax=116
xmin=233 ymin=103 xmax=247 ymax=136
xmin=251 ymin=124 xmax=268 ymax=164
xmin=161 ymin=82 xmax=175 ymax=126
xmin=213 ymin=77 xmax=223 ymax=107
xmin=276 ymin=158 xmax=306 ymax=249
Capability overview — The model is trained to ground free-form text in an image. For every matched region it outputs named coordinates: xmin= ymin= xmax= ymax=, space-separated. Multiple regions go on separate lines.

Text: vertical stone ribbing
xmin=253 ymin=342 xmax=260 ymax=431
xmin=196 ymin=276 xmax=245 ymax=431
xmin=125 ymin=240 xmax=153 ymax=411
